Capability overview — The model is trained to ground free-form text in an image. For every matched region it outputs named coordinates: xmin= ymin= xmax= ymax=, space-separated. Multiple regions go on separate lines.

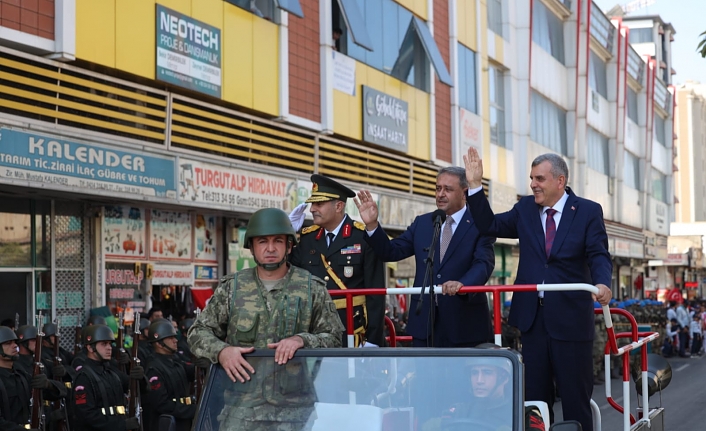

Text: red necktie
xmin=545 ymin=208 xmax=557 ymax=258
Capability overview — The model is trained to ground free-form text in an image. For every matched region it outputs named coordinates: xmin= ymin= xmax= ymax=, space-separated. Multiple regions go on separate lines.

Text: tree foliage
xmin=698 ymin=31 xmax=706 ymax=58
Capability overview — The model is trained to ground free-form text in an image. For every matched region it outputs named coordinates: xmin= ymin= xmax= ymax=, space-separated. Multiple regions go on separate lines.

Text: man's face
xmin=23 ymin=339 xmax=36 ymax=354
xmin=151 ymin=311 xmax=163 ymax=321
xmin=1 ymin=340 xmax=18 ymax=358
xmin=435 ymin=173 xmax=467 ymax=215
xmin=93 ymin=341 xmax=113 ymax=361
xmin=310 ymin=200 xmax=343 ymax=230
xmin=251 ymin=234 xmax=291 ymax=265
xmin=162 ymin=336 xmax=178 ymax=352
xmin=470 ymin=366 xmax=501 ymax=398
xmin=530 ymin=161 xmax=565 ymax=207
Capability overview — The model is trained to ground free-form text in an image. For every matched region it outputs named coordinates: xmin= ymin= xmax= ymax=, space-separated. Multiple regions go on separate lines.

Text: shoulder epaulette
xmin=353 ymin=221 xmax=366 ymax=231
xmin=302 ymin=225 xmax=320 ymax=235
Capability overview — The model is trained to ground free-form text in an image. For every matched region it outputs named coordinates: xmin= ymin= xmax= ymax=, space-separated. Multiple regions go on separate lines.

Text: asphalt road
xmin=554 ymin=353 xmax=703 ymax=431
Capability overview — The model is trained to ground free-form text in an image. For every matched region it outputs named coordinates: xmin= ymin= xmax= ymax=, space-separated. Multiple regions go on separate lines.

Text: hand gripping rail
xmin=329 ymin=283 xmax=660 ymax=431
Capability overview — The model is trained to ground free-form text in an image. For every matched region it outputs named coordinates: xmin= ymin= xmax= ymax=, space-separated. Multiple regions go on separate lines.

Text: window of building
xmin=629 ymin=27 xmax=653 ymax=44
xmin=627 ymin=87 xmax=638 ymax=123
xmin=489 ymin=65 xmax=506 ymax=147
xmin=332 ymin=0 xmax=373 ymax=52
xmin=654 ymin=114 xmax=665 ymax=145
xmin=531 ymin=91 xmax=567 ymax=155
xmin=487 ymin=0 xmax=503 ymax=37
xmin=345 ymin=0 xmax=452 ymax=91
xmin=587 ymin=127 xmax=610 ymax=175
xmin=226 ymin=0 xmax=281 ymax=21
xmin=651 ymin=169 xmax=667 ymax=203
xmin=589 ymin=50 xmax=608 ymax=99
xmin=624 ymin=151 xmax=640 ymax=190
xmin=458 ymin=45 xmax=477 ymax=113
xmin=532 ymin=0 xmax=565 ymax=64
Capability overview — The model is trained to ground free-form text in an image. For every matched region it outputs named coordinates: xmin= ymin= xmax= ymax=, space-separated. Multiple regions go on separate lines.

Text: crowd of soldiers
xmin=0 ymin=309 xmax=203 ymax=431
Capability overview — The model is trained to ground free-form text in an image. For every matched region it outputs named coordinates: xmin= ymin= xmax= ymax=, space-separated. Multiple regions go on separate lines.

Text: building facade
xmin=0 ymin=0 xmax=675 ymax=343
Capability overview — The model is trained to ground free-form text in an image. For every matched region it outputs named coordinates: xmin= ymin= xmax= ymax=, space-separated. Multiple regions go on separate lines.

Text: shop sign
xmin=664 ymin=253 xmax=688 ymax=266
xmin=150 ymin=210 xmax=192 ymax=261
xmin=362 ymin=86 xmax=408 ymax=152
xmin=0 ymin=128 xmax=177 ymax=198
xmin=194 ymin=214 xmax=217 ymax=263
xmin=105 ymin=262 xmax=147 ymax=311
xmin=647 ymin=199 xmax=668 ymax=235
xmin=178 ymin=159 xmax=297 ymax=212
xmin=459 ymin=108 xmax=482 ymax=158
xmin=490 ymin=181 xmax=516 ymax=214
xmin=103 ymin=206 xmax=147 ymax=259
xmin=195 ymin=265 xmax=218 ymax=280
xmin=151 ymin=263 xmax=194 ymax=285
xmin=377 ymin=194 xmax=436 ymax=230
xmin=156 ymin=4 xmax=221 ymax=97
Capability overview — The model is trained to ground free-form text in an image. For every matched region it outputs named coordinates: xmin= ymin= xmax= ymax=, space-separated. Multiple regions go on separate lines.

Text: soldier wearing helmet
xmin=14 ymin=325 xmax=40 ymax=376
xmin=0 ymin=326 xmax=66 ymax=431
xmin=41 ymin=322 xmax=74 ymax=382
xmin=71 ymin=324 xmax=144 ymax=431
xmin=143 ymin=320 xmax=195 ymax=431
xmin=188 ymin=207 xmax=344 ymax=431
xmin=177 ymin=317 xmax=195 ymax=359
xmin=290 ymin=174 xmax=386 ymax=347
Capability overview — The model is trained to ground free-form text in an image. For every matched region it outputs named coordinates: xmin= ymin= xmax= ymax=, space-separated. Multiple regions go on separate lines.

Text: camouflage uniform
xmin=188 ymin=265 xmax=344 ymax=431
xmin=593 ymin=316 xmax=606 ymax=382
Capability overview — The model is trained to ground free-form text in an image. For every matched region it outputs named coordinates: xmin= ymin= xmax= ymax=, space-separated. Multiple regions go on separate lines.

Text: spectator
xmin=676 ymin=301 xmax=691 ymax=357
xmin=690 ymin=314 xmax=702 ymax=357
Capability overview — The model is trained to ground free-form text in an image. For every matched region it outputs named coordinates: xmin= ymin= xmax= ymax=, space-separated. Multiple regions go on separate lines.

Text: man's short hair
xmin=437 ymin=166 xmax=469 ymax=189
xmin=148 ymin=307 xmax=162 ymax=318
xmin=532 ymin=153 xmax=569 ymax=184
xmin=0 ymin=318 xmax=13 ymax=328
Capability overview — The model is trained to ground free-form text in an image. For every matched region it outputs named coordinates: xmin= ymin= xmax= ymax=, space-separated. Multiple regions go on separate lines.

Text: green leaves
xmin=698 ymin=30 xmax=706 ymax=58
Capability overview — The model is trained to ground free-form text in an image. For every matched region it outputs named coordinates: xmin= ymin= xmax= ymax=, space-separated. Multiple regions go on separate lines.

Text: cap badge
xmin=312 ymin=183 xmax=319 ymax=192
xmin=86 ymin=336 xmax=91 ymax=342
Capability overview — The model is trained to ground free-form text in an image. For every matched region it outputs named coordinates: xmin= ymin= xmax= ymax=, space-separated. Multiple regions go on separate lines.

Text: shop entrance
xmin=0 ymin=271 xmax=31 ymax=327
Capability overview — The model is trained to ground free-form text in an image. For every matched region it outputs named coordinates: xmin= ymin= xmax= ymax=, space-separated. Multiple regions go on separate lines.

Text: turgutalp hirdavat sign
xmin=362 ymin=86 xmax=409 ymax=153
xmin=156 ymin=4 xmax=222 ymax=98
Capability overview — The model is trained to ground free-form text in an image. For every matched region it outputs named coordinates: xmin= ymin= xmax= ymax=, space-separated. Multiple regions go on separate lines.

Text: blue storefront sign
xmin=0 ymin=128 xmax=177 ymax=198
xmin=195 ymin=265 xmax=218 ymax=280
xmin=156 ymin=4 xmax=222 ymax=98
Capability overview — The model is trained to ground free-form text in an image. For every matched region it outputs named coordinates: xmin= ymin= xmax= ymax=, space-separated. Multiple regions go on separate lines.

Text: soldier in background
xmin=188 ymin=208 xmax=343 ymax=430
xmin=593 ymin=314 xmax=607 ymax=384
xmin=143 ymin=320 xmax=196 ymax=431
xmin=290 ymin=174 xmax=386 ymax=347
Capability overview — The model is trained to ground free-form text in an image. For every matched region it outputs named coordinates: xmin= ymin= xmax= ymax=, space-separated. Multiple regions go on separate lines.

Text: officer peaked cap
xmin=305 ymin=174 xmax=355 ymax=203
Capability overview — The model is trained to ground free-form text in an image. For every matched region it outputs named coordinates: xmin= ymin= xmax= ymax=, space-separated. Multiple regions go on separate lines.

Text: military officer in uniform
xmin=71 ymin=324 xmax=143 ymax=431
xmin=143 ymin=320 xmax=196 ymax=431
xmin=188 ymin=208 xmax=343 ymax=431
xmin=290 ymin=174 xmax=386 ymax=347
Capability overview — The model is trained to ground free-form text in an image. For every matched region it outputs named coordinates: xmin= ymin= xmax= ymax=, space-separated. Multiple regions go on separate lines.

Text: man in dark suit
xmin=355 ymin=166 xmax=495 ymax=348
xmin=290 ymin=174 xmax=386 ymax=347
xmin=464 ymin=147 xmax=612 ymax=431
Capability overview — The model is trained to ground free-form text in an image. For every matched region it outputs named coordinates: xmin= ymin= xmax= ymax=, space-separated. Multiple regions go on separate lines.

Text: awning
xmin=276 ymin=0 xmax=304 ymax=18
xmin=392 ymin=17 xmax=453 ymax=86
xmin=336 ymin=0 xmax=373 ymax=51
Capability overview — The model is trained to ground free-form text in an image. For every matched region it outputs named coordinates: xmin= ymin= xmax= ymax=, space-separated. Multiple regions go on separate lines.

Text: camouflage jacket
xmin=188 ymin=265 xmax=344 ymax=363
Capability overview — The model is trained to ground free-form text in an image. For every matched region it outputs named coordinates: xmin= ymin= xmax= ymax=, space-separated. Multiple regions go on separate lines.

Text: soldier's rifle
xmin=128 ymin=312 xmax=143 ymax=431
xmin=117 ymin=311 xmax=127 ymax=374
xmin=30 ymin=311 xmax=46 ymax=431
xmin=53 ymin=318 xmax=70 ymax=431
xmin=74 ymin=312 xmax=82 ymax=356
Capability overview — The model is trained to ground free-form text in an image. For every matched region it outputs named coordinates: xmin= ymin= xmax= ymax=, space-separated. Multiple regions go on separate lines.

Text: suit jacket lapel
xmin=532 ymin=202 xmax=546 ymax=256
xmin=549 ymin=194 xmax=578 ymax=258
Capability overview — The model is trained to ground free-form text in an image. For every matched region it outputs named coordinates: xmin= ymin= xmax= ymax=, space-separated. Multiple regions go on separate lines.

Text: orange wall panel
xmin=288 ymin=1 xmax=320 ymax=122
xmin=434 ymin=0 xmax=452 ymax=162
xmin=0 ymin=0 xmax=54 ymax=40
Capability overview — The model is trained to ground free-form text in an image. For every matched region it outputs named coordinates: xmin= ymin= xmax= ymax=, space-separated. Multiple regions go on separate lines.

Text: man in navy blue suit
xmin=464 ymin=147 xmax=612 ymax=431
xmin=354 ymin=166 xmax=495 ymax=348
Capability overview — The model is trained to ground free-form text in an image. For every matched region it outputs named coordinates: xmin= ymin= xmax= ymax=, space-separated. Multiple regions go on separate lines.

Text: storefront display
xmin=105 ymin=262 xmax=148 ymax=312
xmin=104 ymin=205 xmax=147 ymax=258
xmin=150 ymin=209 xmax=192 ymax=260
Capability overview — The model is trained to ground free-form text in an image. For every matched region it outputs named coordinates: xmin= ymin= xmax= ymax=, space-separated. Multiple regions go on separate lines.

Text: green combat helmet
xmin=83 ymin=324 xmax=115 ymax=346
xmin=243 ymin=208 xmax=298 ymax=270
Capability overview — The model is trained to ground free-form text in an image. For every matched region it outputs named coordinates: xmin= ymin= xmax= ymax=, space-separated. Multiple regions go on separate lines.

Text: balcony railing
xmin=590 ymin=1 xmax=615 ymax=54
xmin=627 ymin=46 xmax=645 ymax=84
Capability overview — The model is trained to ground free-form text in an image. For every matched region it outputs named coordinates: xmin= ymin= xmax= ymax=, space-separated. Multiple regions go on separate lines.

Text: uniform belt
xmin=44 ymin=400 xmax=52 ymax=406
xmin=333 ymin=295 xmax=366 ymax=310
xmin=173 ymin=397 xmax=193 ymax=405
xmin=101 ymin=406 xmax=126 ymax=415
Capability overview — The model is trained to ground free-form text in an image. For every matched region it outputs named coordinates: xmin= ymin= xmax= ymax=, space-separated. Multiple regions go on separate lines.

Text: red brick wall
xmin=288 ymin=2 xmax=320 ymax=123
xmin=0 ymin=0 xmax=54 ymax=40
xmin=433 ymin=0 xmax=452 ymax=162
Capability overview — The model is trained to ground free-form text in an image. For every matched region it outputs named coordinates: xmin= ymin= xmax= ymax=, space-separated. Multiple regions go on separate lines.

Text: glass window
xmin=0 ymin=198 xmax=32 ymax=267
xmin=487 ymin=0 xmax=503 ymax=37
xmin=345 ymin=0 xmax=454 ymax=91
xmin=589 ymin=50 xmax=608 ymax=99
xmin=627 ymin=87 xmax=638 ymax=123
xmin=628 ymin=28 xmax=653 ymax=44
xmin=333 ymin=0 xmax=373 ymax=51
xmin=624 ymin=151 xmax=640 ymax=190
xmin=226 ymin=0 xmax=278 ymax=22
xmin=458 ymin=44 xmax=477 ymax=113
xmin=531 ymin=91 xmax=567 ymax=155
xmin=654 ymin=115 xmax=665 ymax=145
xmin=489 ymin=65 xmax=506 ymax=147
xmin=651 ymin=169 xmax=667 ymax=203
xmin=587 ymin=127 xmax=610 ymax=175
xmin=532 ymin=0 xmax=565 ymax=64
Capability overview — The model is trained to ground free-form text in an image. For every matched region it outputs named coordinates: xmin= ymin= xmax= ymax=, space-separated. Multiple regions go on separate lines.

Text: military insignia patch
xmin=344 ymin=266 xmax=353 ymax=278
xmin=353 ymin=221 xmax=366 ymax=231
xmin=312 ymin=182 xmax=319 ymax=192
xmin=302 ymin=225 xmax=320 ymax=235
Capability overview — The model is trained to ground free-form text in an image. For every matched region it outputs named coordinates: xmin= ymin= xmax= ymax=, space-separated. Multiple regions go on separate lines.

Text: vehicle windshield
xmin=193 ymin=348 xmax=523 ymax=431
